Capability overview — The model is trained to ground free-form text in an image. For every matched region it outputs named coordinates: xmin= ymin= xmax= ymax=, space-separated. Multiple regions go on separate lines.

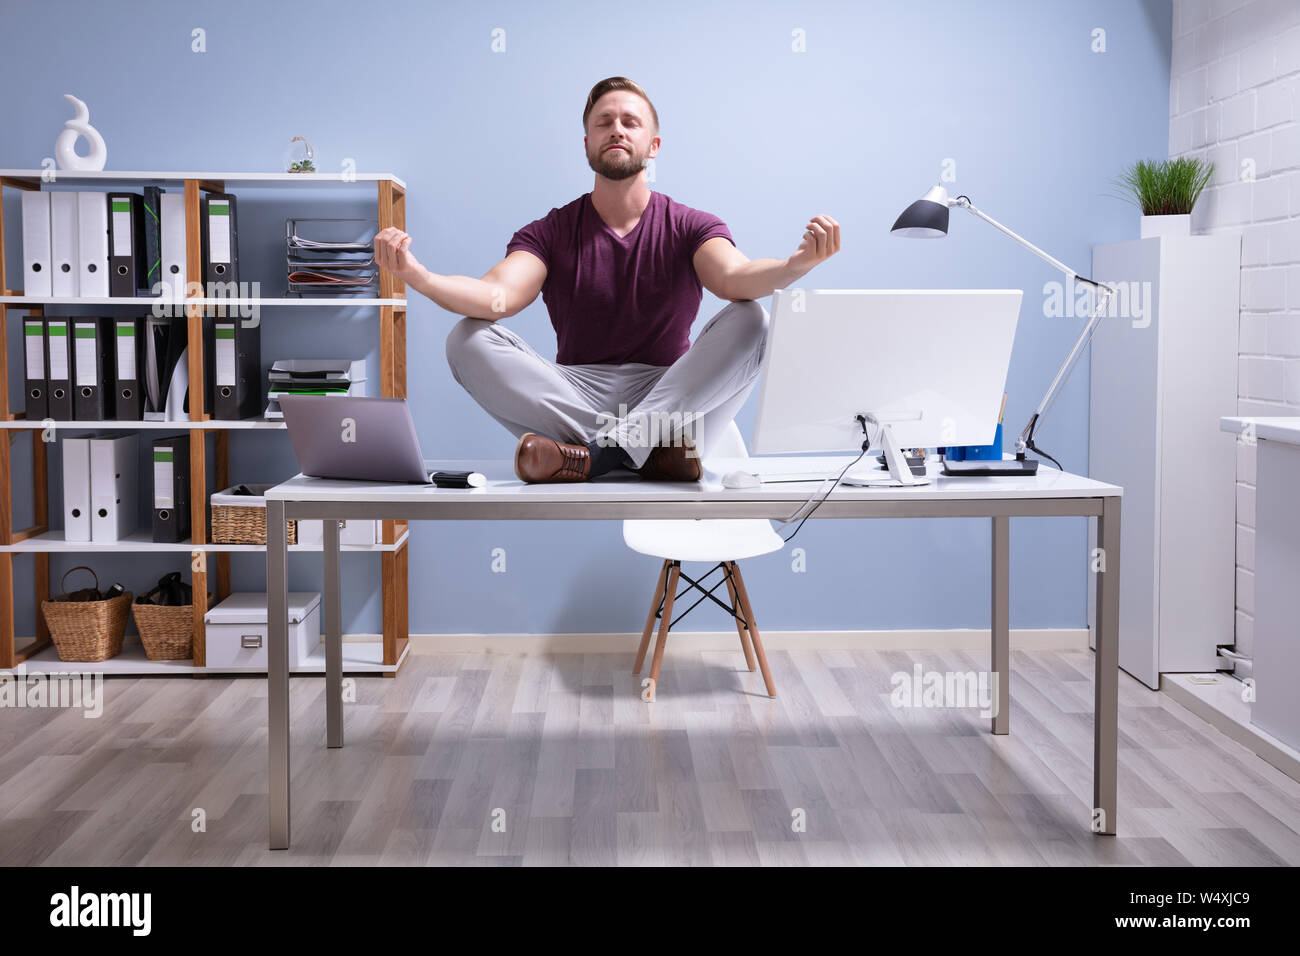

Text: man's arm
xmin=374 ymin=227 xmax=546 ymax=320
xmin=693 ymin=214 xmax=842 ymax=301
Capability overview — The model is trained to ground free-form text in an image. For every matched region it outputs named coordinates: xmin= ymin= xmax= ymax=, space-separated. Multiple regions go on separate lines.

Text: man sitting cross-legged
xmin=373 ymin=76 xmax=841 ymax=482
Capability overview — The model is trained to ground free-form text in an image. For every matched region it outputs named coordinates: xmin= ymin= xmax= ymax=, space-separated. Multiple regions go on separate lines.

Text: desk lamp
xmin=891 ymin=184 xmax=1115 ymax=475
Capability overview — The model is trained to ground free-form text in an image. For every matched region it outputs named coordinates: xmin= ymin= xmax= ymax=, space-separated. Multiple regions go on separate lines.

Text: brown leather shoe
xmin=637 ymin=439 xmax=703 ymax=482
xmin=513 ymin=432 xmax=592 ymax=483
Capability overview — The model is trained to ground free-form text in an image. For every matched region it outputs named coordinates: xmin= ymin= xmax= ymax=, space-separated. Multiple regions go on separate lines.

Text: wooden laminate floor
xmin=1 ymin=647 xmax=1297 ymax=866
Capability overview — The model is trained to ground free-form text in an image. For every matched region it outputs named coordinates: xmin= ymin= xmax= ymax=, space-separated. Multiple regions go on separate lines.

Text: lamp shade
xmin=891 ymin=184 xmax=951 ymax=238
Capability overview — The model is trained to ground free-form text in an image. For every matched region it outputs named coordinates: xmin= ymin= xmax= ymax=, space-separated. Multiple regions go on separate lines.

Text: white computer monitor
xmin=751 ymin=289 xmax=1023 ymax=484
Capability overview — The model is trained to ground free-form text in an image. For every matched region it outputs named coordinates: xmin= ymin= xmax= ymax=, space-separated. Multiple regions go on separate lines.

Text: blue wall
xmin=1 ymin=0 xmax=1172 ymax=635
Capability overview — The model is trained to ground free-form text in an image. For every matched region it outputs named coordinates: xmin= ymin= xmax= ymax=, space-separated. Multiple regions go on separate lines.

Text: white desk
xmin=264 ymin=457 xmax=1123 ymax=849
xmin=1221 ymin=417 xmax=1300 ymax=751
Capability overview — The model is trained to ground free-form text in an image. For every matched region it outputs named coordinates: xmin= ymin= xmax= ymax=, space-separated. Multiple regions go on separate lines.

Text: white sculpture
xmin=54 ymin=94 xmax=107 ymax=171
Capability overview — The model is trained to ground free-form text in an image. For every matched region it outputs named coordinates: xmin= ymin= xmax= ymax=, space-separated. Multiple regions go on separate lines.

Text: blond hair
xmin=582 ymin=77 xmax=659 ymax=133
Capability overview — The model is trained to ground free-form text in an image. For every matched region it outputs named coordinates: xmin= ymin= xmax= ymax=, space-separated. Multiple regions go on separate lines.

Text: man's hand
xmin=374 ymin=226 xmax=425 ymax=283
xmin=787 ymin=214 xmax=841 ymax=278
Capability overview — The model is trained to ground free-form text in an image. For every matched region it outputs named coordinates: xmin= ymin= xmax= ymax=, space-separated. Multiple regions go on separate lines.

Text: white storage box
xmin=295 ymin=518 xmax=381 ymax=547
xmin=204 ymin=592 xmax=321 ymax=670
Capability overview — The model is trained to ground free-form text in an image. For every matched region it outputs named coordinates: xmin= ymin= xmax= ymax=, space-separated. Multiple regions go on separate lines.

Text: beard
xmin=587 ymin=144 xmax=644 ymax=181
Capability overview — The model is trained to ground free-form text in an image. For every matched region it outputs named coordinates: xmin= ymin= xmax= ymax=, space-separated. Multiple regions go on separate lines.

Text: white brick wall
xmin=1172 ymin=0 xmax=1300 ymax=660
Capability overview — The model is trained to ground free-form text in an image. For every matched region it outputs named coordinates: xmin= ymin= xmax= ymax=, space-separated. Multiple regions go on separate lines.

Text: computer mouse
xmin=722 ymin=470 xmax=761 ymax=489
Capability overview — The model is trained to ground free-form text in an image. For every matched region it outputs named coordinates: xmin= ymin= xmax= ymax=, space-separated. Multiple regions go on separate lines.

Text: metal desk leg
xmin=1093 ymin=496 xmax=1120 ymax=835
xmin=991 ymin=515 xmax=1010 ymax=735
xmin=324 ymin=518 xmax=343 ymax=749
xmin=267 ymin=499 xmax=291 ymax=850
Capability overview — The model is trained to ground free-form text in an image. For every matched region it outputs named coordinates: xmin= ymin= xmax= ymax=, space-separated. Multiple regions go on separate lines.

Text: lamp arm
xmin=1015 ymin=285 xmax=1114 ymax=455
xmin=953 ymin=197 xmax=1082 ymax=279
xmin=951 ymin=196 xmax=1113 ymax=460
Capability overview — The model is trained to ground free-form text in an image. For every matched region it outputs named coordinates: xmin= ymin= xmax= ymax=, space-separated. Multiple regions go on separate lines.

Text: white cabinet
xmin=1221 ymin=417 xmax=1300 ymax=751
xmin=1088 ymin=233 xmax=1240 ymax=688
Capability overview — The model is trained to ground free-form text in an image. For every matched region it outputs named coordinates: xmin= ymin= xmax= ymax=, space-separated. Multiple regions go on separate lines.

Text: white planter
xmin=1139 ymin=213 xmax=1191 ymax=238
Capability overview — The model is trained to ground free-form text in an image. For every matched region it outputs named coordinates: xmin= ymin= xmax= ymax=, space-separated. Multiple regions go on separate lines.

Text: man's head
xmin=583 ymin=76 xmax=660 ymax=182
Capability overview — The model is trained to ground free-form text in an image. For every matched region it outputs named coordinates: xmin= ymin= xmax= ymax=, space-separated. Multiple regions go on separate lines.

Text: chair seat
xmin=623 ymin=518 xmax=785 ymax=562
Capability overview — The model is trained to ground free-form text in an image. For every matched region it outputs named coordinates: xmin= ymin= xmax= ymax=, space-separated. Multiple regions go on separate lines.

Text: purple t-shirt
xmin=505 ymin=191 xmax=734 ymax=366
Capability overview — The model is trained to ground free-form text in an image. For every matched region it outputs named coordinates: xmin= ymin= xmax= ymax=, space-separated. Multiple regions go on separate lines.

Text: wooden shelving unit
xmin=0 ymin=169 xmax=411 ymax=675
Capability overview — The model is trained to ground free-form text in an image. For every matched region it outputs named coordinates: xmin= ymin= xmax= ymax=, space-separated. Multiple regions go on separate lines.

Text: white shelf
xmin=0 ymin=295 xmax=405 ymax=307
xmin=0 ymin=418 xmax=287 ymax=430
xmin=1 ymin=528 xmax=409 ymax=553
xmin=0 ymin=169 xmax=406 ymax=189
xmin=10 ymin=636 xmax=410 ymax=676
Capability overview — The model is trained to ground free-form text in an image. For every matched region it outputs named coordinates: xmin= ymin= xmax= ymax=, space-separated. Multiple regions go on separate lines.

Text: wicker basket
xmin=41 ymin=566 xmax=132 ymax=662
xmin=131 ymin=595 xmax=213 ymax=661
xmin=211 ymin=483 xmax=297 ymax=545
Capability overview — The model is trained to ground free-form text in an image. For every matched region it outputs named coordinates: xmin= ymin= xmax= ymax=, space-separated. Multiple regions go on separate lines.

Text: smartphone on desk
xmin=429 ymin=470 xmax=486 ymax=488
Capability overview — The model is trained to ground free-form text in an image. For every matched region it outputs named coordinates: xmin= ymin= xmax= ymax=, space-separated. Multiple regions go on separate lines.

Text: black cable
xmin=780 ymin=416 xmax=872 ymax=545
xmin=1021 ymin=415 xmax=1063 ymax=471
xmin=1025 ymin=438 xmax=1062 ymax=472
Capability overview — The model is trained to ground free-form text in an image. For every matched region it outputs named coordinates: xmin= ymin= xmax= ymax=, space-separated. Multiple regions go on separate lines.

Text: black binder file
xmin=23 ymin=316 xmax=48 ymax=421
xmin=107 ymin=192 xmax=146 ymax=297
xmin=201 ymin=193 xmax=239 ymax=290
xmin=45 ymin=318 xmax=73 ymax=420
xmin=113 ymin=318 xmax=145 ymax=420
xmin=151 ymin=434 xmax=191 ymax=543
xmin=212 ymin=319 xmax=261 ymax=420
xmin=72 ymin=318 xmax=116 ymax=420
xmin=140 ymin=186 xmax=163 ymax=296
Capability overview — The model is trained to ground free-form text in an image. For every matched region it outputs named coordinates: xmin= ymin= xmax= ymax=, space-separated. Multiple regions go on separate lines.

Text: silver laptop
xmin=279 ymin=395 xmax=436 ymax=483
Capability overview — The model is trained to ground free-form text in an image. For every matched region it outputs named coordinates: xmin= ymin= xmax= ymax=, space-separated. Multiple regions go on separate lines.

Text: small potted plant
xmin=285 ymin=135 xmax=316 ymax=174
xmin=1113 ymin=157 xmax=1214 ymax=238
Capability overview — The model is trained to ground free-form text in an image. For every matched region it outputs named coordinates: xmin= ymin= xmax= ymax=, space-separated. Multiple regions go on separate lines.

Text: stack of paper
xmin=285 ymin=219 xmax=379 ymax=296
xmin=264 ymin=358 xmax=366 ymax=419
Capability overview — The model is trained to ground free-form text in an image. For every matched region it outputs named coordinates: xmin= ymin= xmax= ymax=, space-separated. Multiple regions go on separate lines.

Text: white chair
xmin=623 ymin=421 xmax=782 ymax=698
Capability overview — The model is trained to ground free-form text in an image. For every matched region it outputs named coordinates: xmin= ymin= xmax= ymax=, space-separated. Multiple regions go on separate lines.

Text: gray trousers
xmin=444 ymin=299 xmax=769 ymax=469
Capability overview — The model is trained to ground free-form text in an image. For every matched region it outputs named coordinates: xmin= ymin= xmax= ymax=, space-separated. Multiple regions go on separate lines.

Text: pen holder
xmin=942 ymin=422 xmax=1003 ymax=463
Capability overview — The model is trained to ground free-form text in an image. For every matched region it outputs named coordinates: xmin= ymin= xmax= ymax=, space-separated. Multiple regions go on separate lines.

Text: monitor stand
xmin=841 ymin=414 xmax=930 ymax=487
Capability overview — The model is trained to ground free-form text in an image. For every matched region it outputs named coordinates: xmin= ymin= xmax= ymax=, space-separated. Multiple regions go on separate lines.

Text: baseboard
xmin=15 ymin=628 xmax=1089 ymax=659
xmin=396 ymin=628 xmax=1089 ymax=655
xmin=1161 ymin=672 xmax=1300 ymax=785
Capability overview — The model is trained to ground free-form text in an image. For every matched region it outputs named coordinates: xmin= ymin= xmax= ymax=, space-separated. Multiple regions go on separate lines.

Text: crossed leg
xmin=444 ymin=299 xmax=769 ymax=468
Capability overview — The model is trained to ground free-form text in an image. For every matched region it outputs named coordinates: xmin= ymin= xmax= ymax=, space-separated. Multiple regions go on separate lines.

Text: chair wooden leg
xmin=724 ymin=564 xmax=757 ymax=671
xmin=633 ymin=560 xmax=670 ymax=674
xmin=647 ymin=562 xmax=681 ymax=698
xmin=729 ymin=562 xmax=775 ymax=697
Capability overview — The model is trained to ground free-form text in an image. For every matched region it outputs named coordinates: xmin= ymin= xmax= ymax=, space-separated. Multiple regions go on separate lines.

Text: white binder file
xmin=160 ymin=192 xmax=187 ymax=299
xmin=90 ymin=434 xmax=138 ymax=542
xmin=21 ymin=191 xmax=52 ymax=297
xmin=77 ymin=191 xmax=110 ymax=297
xmin=62 ymin=435 xmax=92 ymax=542
xmin=50 ymin=191 xmax=79 ymax=297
